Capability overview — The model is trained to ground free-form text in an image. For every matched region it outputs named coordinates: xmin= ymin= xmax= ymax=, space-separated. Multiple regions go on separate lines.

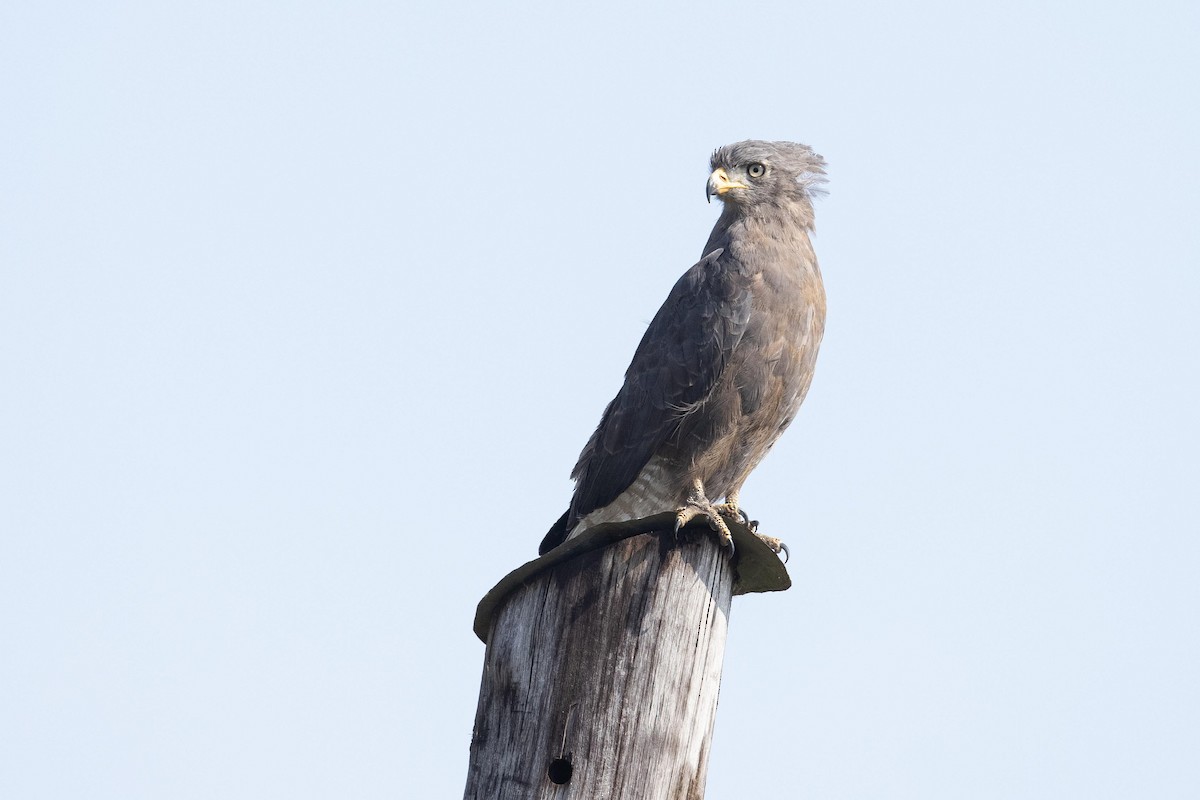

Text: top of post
xmin=473 ymin=514 xmax=791 ymax=643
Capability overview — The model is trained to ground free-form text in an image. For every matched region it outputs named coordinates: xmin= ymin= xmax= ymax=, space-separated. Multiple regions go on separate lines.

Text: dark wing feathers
xmin=566 ymin=248 xmax=753 ymax=529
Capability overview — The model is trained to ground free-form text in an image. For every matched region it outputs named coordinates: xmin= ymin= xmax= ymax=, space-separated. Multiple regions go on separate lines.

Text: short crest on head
xmin=710 ymin=140 xmax=828 ymax=201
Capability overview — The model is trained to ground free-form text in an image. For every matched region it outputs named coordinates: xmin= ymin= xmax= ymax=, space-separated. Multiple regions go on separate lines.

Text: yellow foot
xmin=715 ymin=501 xmax=751 ymax=527
xmin=753 ymin=533 xmax=790 ymax=562
xmin=675 ymin=500 xmax=736 ymax=555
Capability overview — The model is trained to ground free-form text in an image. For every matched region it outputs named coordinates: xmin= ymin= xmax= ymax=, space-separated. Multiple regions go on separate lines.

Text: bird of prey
xmin=539 ymin=140 xmax=827 ymax=556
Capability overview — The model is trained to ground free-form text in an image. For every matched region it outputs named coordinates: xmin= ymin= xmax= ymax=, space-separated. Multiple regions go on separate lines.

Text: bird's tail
xmin=538 ymin=510 xmax=570 ymax=555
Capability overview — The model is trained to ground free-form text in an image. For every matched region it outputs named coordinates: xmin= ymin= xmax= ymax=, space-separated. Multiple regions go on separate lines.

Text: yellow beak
xmin=706 ymin=168 xmax=748 ymax=202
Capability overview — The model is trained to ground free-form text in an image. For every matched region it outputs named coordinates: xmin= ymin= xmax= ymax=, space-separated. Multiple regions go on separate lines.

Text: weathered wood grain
xmin=463 ymin=531 xmax=734 ymax=800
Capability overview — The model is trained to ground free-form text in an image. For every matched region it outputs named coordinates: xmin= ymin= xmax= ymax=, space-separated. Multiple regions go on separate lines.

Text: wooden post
xmin=463 ymin=515 xmax=789 ymax=800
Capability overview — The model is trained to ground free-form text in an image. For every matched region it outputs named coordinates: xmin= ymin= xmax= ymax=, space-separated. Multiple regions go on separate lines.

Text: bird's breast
xmin=708 ymin=241 xmax=826 ymax=480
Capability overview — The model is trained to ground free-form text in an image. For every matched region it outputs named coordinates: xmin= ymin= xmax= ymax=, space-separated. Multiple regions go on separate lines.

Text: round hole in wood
xmin=547 ymin=757 xmax=573 ymax=784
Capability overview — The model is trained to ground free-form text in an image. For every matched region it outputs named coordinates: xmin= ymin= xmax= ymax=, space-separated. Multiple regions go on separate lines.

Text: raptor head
xmin=706 ymin=140 xmax=827 ymax=209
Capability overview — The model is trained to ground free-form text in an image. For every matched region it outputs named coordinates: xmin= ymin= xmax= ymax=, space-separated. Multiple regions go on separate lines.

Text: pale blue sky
xmin=2 ymin=1 xmax=1198 ymax=797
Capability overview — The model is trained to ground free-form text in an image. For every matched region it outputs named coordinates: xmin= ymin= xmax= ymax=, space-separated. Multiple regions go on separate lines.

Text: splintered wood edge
xmin=472 ymin=513 xmax=791 ymax=643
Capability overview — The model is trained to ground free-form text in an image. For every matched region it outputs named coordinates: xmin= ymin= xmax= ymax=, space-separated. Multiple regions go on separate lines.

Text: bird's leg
xmin=675 ymin=478 xmax=735 ymax=554
xmin=716 ymin=490 xmax=749 ymax=525
xmin=717 ymin=490 xmax=789 ymax=562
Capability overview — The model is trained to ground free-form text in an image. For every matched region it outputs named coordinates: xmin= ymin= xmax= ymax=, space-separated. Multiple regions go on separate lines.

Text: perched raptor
xmin=539 ymin=140 xmax=827 ymax=556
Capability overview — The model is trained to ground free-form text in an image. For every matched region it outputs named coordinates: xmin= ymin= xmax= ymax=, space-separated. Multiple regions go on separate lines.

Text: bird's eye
xmin=747 ymin=163 xmax=766 ymax=178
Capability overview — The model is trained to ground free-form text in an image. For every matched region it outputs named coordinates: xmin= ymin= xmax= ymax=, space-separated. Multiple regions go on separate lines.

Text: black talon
xmin=778 ymin=541 xmax=790 ymax=563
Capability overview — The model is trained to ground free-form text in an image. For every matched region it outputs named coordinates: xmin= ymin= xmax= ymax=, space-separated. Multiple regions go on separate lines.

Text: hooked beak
xmin=706 ymin=167 xmax=748 ymax=203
